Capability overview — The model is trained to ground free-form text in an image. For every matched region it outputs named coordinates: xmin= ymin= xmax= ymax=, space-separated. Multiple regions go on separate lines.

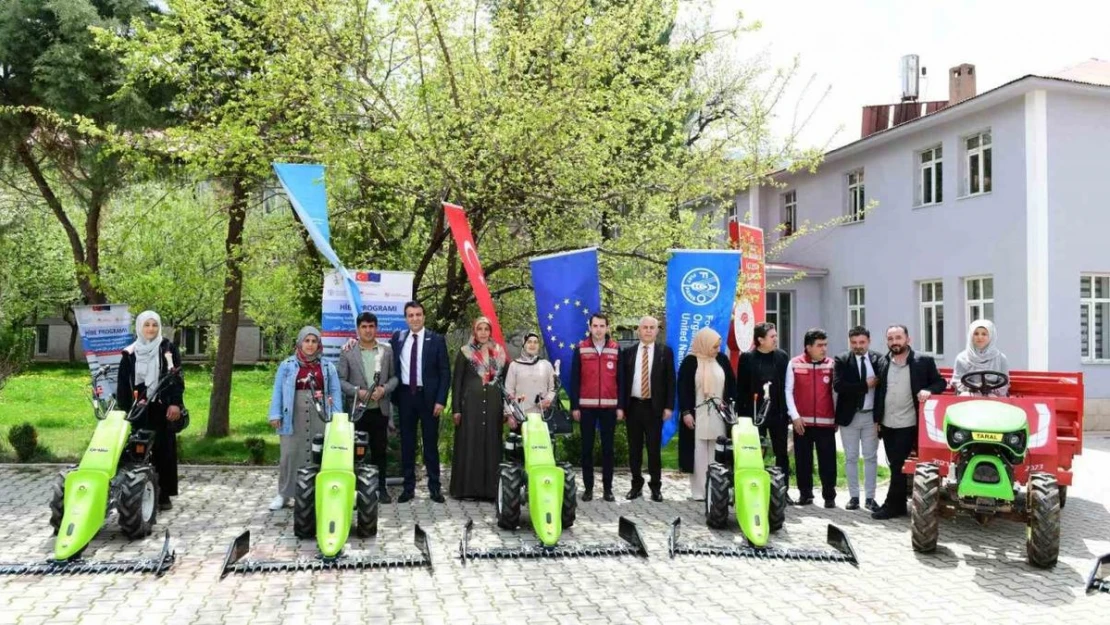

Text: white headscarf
xmin=957 ymin=319 xmax=1004 ymax=370
xmin=128 ymin=310 xmax=164 ymax=388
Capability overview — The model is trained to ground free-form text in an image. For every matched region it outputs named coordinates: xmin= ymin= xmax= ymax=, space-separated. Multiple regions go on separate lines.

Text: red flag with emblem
xmin=443 ymin=202 xmax=506 ymax=347
xmin=727 ymin=220 xmax=766 ymax=370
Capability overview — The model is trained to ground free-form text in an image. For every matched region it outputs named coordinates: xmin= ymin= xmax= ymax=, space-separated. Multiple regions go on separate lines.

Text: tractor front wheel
xmin=1026 ymin=472 xmax=1060 ymax=568
xmin=355 ymin=466 xmax=380 ymax=538
xmin=911 ymin=463 xmax=941 ymax=553
xmin=561 ymin=464 xmax=578 ymax=528
xmin=496 ymin=463 xmax=523 ymax=530
xmin=294 ymin=466 xmax=319 ymax=539
xmin=705 ymin=463 xmax=731 ymax=529
xmin=117 ymin=466 xmax=158 ymax=539
xmin=48 ymin=471 xmax=66 ymax=535
xmin=767 ymin=466 xmax=787 ymax=532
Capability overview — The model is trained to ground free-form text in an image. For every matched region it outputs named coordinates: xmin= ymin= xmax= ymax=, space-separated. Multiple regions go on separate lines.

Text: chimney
xmin=949 ymin=63 xmax=976 ymax=105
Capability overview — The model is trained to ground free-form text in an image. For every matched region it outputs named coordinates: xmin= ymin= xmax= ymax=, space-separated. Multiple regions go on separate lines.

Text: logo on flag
xmin=681 ymin=268 xmax=721 ymax=305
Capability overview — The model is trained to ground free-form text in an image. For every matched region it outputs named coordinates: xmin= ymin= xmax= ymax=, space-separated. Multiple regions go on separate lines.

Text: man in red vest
xmin=785 ymin=328 xmax=838 ymax=508
xmin=570 ymin=312 xmax=621 ymax=502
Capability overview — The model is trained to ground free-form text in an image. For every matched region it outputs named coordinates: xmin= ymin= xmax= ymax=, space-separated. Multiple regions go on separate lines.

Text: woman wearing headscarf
xmin=502 ymin=332 xmax=557 ymax=430
xmin=449 ymin=317 xmax=507 ymax=501
xmin=952 ymin=319 xmax=1010 ymax=396
xmin=677 ymin=327 xmax=736 ymax=500
xmin=115 ymin=310 xmax=184 ymax=511
xmin=267 ymin=326 xmax=342 ymax=511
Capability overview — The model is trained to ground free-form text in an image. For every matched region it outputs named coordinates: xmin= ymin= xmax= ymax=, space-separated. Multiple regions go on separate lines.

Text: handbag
xmin=169 ymin=407 xmax=190 ymax=434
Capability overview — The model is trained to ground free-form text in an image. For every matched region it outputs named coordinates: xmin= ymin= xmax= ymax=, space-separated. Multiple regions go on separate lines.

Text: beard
xmin=889 ymin=344 xmax=906 ymax=354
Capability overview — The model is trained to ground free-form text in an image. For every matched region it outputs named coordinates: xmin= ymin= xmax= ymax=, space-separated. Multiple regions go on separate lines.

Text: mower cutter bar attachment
xmin=0 ymin=529 xmax=176 ymax=577
xmin=219 ymin=525 xmax=433 ymax=579
xmin=667 ymin=518 xmax=858 ymax=566
xmin=1086 ymin=553 xmax=1110 ymax=594
xmin=459 ymin=516 xmax=648 ymax=563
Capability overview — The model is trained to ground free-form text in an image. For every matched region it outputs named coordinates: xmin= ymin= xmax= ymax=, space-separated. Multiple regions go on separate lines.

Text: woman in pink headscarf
xmin=449 ymin=317 xmax=508 ymax=501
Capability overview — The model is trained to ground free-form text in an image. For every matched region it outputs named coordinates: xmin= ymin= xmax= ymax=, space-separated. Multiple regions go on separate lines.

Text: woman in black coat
xmin=677 ymin=328 xmax=736 ymax=500
xmin=115 ymin=310 xmax=184 ymax=510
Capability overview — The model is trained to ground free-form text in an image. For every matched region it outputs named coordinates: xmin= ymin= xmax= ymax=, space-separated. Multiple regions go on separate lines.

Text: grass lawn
xmin=0 ymin=364 xmax=891 ymax=486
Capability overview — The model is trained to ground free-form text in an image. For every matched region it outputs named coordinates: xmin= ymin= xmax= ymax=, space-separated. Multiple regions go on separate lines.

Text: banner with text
xmin=74 ymin=304 xmax=134 ymax=400
xmin=321 ymin=270 xmax=414 ymax=361
xmin=443 ymin=202 xmax=505 ymax=347
xmin=727 ymin=221 xmax=766 ymax=370
xmin=663 ymin=249 xmax=742 ymax=446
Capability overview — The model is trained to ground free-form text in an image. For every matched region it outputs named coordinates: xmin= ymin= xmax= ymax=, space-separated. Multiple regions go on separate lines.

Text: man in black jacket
xmin=832 ymin=326 xmax=884 ymax=512
xmin=736 ymin=322 xmax=792 ymax=498
xmin=872 ymin=324 xmax=947 ymax=520
xmin=617 ymin=316 xmax=676 ymax=502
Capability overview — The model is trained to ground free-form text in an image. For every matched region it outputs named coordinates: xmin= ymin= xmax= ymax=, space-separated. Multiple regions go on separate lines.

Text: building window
xmin=963 ymin=131 xmax=992 ymax=196
xmin=766 ymin=291 xmax=793 ymax=355
xmin=919 ymin=280 xmax=944 ymax=357
xmin=965 ymin=276 xmax=994 ymax=323
xmin=847 ymin=287 xmax=865 ymax=329
xmin=177 ymin=326 xmax=210 ymax=357
xmin=781 ymin=190 xmax=797 ymax=236
xmin=917 ymin=145 xmax=943 ymax=206
xmin=35 ymin=324 xmax=49 ymax=355
xmin=846 ymin=170 xmax=865 ymax=222
xmin=1081 ymin=275 xmax=1110 ymax=361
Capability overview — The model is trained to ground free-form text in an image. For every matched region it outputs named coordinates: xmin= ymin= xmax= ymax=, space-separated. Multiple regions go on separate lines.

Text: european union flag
xmin=529 ymin=248 xmax=602 ymax=392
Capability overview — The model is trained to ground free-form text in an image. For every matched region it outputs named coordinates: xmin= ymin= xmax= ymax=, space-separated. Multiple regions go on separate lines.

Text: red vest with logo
xmin=577 ymin=339 xmax=620 ymax=409
xmin=790 ymin=355 xmax=835 ymax=427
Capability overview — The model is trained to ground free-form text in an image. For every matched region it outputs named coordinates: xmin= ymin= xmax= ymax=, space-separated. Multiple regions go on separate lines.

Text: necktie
xmin=640 ymin=346 xmax=651 ymax=399
xmin=858 ymin=355 xmax=867 ymax=409
xmin=409 ymin=333 xmax=420 ymax=394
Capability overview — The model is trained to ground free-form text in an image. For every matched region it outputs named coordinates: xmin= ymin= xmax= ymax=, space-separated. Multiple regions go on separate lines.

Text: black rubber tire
xmin=355 ymin=465 xmax=380 ymax=538
xmin=767 ymin=466 xmax=787 ymax=532
xmin=561 ymin=465 xmax=578 ymax=528
xmin=117 ymin=466 xmax=158 ymax=539
xmin=1026 ymin=472 xmax=1060 ymax=568
xmin=496 ymin=462 xmax=523 ymax=530
xmin=294 ymin=466 xmax=319 ymax=539
xmin=911 ymin=462 xmax=941 ymax=553
xmin=1058 ymin=485 xmax=1068 ymax=509
xmin=705 ymin=462 xmax=731 ymax=529
xmin=48 ymin=470 xmax=66 ymax=535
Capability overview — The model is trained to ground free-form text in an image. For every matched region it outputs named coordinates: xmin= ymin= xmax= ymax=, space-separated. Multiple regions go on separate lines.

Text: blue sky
xmin=709 ymin=0 xmax=1110 ymax=150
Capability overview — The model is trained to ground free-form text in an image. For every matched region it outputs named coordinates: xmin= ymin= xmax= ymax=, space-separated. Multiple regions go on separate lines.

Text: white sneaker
xmin=269 ymin=495 xmax=286 ymax=511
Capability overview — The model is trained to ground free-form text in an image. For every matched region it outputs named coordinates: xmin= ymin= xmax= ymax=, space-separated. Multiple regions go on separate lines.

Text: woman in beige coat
xmin=678 ymin=328 xmax=736 ymax=500
xmin=503 ymin=332 xmax=557 ymax=429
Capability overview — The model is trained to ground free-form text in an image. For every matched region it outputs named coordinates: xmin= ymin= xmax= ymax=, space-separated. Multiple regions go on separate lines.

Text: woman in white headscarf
xmin=677 ymin=327 xmax=736 ymax=500
xmin=952 ymin=319 xmax=1010 ymax=396
xmin=115 ymin=310 xmax=184 ymax=511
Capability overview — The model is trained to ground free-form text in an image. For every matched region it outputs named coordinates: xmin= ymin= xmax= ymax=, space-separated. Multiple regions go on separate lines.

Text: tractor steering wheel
xmin=960 ymin=370 xmax=1009 ymax=396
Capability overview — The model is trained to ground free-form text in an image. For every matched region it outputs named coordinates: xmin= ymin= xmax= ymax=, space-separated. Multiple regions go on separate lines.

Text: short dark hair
xmin=356 ymin=312 xmax=378 ymax=327
xmin=886 ymin=324 xmax=909 ymax=337
xmin=753 ymin=322 xmax=776 ymax=344
xmin=403 ymin=301 xmax=424 ymax=314
xmin=803 ymin=328 xmax=828 ymax=347
xmin=848 ymin=325 xmax=870 ymax=339
xmin=589 ymin=312 xmax=609 ymax=326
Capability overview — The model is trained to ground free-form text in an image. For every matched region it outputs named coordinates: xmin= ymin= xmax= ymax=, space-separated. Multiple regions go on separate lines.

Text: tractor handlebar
xmin=124 ymin=366 xmax=183 ymax=423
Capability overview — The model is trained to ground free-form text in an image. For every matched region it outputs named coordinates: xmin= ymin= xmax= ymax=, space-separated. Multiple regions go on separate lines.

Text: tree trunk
xmin=64 ymin=307 xmax=79 ymax=363
xmin=206 ymin=179 xmax=249 ymax=438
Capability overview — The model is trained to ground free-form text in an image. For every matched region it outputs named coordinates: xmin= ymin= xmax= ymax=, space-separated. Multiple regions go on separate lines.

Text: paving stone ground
xmin=0 ymin=435 xmax=1108 ymax=625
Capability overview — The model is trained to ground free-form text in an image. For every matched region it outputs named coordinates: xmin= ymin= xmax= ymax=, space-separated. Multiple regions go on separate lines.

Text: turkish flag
xmin=727 ymin=219 xmax=766 ymax=370
xmin=443 ymin=202 xmax=506 ymax=347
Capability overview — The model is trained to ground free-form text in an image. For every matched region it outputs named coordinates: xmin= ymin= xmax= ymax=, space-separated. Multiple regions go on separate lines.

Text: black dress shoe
xmin=603 ymin=490 xmax=615 ymax=502
xmin=871 ymin=506 xmax=906 ymax=520
xmin=429 ymin=490 xmax=446 ymax=504
xmin=865 ymin=498 xmax=880 ymax=512
xmin=379 ymin=490 xmax=393 ymax=504
xmin=650 ymin=490 xmax=663 ymax=502
xmin=824 ymin=499 xmax=836 ymax=509
xmin=159 ymin=500 xmax=173 ymax=511
xmin=626 ymin=488 xmax=643 ymax=501
xmin=845 ymin=497 xmax=860 ymax=510
xmin=796 ymin=495 xmax=814 ymax=506
xmin=397 ymin=490 xmax=415 ymax=503
xmin=785 ymin=493 xmax=796 ymax=505
xmin=582 ymin=489 xmax=593 ymax=502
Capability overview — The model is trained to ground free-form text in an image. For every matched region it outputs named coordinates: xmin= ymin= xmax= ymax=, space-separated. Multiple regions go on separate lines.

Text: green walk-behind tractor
xmin=0 ymin=365 xmax=176 ymax=576
xmin=220 ymin=374 xmax=432 ymax=578
xmin=669 ymin=384 xmax=859 ymax=565
xmin=459 ymin=374 xmax=648 ymax=562
xmin=910 ymin=371 xmax=1064 ymax=568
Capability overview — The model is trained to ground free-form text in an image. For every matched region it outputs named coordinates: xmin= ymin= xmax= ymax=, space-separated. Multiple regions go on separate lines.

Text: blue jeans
xmin=580 ymin=409 xmax=617 ymax=492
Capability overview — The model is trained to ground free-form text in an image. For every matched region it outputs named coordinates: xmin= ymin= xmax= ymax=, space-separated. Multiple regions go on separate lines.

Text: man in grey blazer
xmin=338 ymin=312 xmax=399 ymax=501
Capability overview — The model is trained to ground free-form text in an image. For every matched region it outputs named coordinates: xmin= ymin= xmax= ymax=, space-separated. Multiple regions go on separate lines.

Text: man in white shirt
xmin=833 ymin=326 xmax=884 ymax=512
xmin=617 ymin=316 xmax=675 ymax=502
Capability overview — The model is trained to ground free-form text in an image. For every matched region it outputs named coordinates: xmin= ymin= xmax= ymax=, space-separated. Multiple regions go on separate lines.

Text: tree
xmin=0 ymin=0 xmax=173 ymax=308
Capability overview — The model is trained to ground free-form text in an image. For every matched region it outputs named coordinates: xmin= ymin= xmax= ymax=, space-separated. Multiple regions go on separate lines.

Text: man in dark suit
xmin=389 ymin=301 xmax=451 ymax=503
xmin=617 ymin=316 xmax=675 ymax=502
xmin=871 ymin=324 xmax=947 ymax=520
xmin=832 ymin=325 xmax=884 ymax=512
